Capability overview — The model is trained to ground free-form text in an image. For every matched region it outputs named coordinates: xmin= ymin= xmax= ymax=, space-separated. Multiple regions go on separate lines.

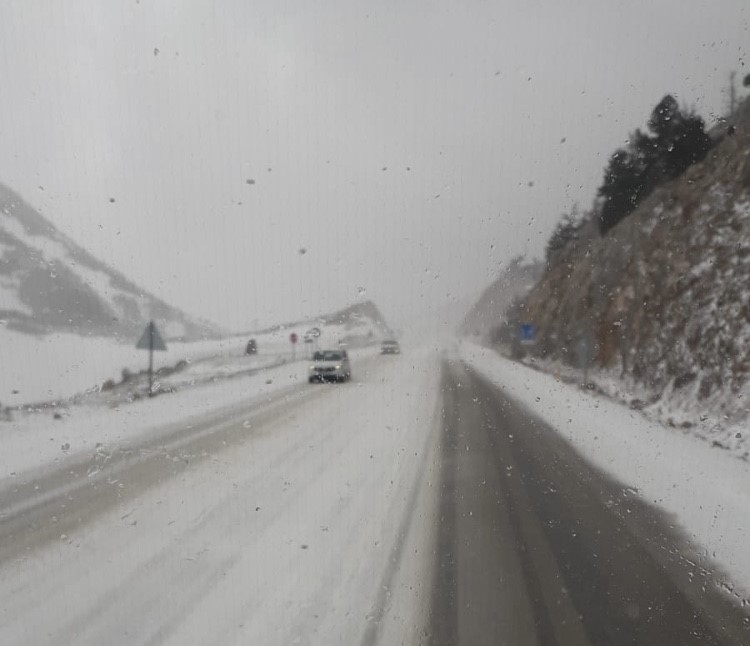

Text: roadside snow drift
xmin=0 ymin=312 xmax=385 ymax=406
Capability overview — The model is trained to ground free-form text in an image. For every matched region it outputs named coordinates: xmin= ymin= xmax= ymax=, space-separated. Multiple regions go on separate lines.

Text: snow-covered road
xmin=0 ymin=350 xmax=442 ymax=645
xmin=2 ymin=344 xmax=749 ymax=645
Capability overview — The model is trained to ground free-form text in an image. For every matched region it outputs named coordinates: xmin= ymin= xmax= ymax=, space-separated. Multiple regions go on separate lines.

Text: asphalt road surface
xmin=0 ymin=351 xmax=748 ymax=645
xmin=429 ymin=359 xmax=749 ymax=645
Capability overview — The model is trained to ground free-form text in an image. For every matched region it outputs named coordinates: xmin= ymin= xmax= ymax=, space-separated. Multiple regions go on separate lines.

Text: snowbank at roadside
xmin=0 ymin=328 xmax=270 ymax=406
xmin=0 ymin=316 xmax=382 ymax=407
xmin=507 ymin=351 xmax=749 ymax=461
xmin=461 ymin=341 xmax=750 ymax=601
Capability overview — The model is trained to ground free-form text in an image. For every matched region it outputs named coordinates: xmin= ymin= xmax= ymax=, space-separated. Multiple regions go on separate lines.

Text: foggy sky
xmin=0 ymin=0 xmax=748 ymax=331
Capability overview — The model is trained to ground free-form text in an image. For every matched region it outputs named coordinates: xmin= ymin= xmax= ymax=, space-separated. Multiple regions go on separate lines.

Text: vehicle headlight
xmin=335 ymin=364 xmax=341 ymax=369
xmin=309 ymin=365 xmax=315 ymax=370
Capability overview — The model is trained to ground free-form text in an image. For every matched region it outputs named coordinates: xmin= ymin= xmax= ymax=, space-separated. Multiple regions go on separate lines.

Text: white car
xmin=309 ymin=349 xmax=352 ymax=383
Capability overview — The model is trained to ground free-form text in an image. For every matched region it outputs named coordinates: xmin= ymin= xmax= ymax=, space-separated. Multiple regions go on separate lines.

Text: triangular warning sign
xmin=136 ymin=321 xmax=167 ymax=351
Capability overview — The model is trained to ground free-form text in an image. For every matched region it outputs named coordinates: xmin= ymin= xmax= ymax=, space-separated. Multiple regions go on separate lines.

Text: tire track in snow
xmin=358 ymin=394 xmax=441 ymax=646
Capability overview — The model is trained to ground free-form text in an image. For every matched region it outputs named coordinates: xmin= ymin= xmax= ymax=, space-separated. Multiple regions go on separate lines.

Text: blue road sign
xmin=519 ymin=323 xmax=536 ymax=344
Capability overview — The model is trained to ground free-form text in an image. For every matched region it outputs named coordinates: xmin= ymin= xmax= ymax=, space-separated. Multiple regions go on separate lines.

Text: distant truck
xmin=245 ymin=339 xmax=257 ymax=355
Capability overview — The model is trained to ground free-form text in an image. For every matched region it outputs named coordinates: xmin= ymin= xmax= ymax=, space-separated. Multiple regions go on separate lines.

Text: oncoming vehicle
xmin=309 ymin=349 xmax=352 ymax=383
xmin=381 ymin=339 xmax=400 ymax=354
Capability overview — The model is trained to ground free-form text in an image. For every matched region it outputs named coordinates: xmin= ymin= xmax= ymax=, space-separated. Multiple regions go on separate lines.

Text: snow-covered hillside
xmin=512 ymin=98 xmax=750 ymax=441
xmin=247 ymin=299 xmax=393 ymax=345
xmin=0 ymin=182 xmax=219 ymax=339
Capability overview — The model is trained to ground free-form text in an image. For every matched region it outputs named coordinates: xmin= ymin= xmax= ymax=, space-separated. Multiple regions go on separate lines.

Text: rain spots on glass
xmin=0 ymin=3 xmax=748 ymax=644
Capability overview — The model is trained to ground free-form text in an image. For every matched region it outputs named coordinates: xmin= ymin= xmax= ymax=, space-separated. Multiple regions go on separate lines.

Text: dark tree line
xmin=597 ymin=95 xmax=712 ymax=234
xmin=545 ymin=210 xmax=581 ymax=261
xmin=542 ymin=94 xmax=715 ymax=262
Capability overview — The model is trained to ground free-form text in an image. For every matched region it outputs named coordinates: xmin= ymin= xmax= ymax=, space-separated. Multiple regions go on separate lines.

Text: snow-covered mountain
xmin=0 ymin=183 xmax=220 ymax=340
xmin=319 ymin=300 xmax=394 ymax=343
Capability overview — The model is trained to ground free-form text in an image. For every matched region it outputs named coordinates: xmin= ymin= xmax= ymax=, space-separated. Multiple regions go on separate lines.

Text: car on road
xmin=381 ymin=339 xmax=400 ymax=354
xmin=309 ymin=349 xmax=352 ymax=383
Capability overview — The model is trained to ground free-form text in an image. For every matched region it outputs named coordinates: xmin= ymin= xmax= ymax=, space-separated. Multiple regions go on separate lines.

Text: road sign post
xmin=289 ymin=332 xmax=298 ymax=361
xmin=577 ymin=334 xmax=594 ymax=387
xmin=136 ymin=321 xmax=167 ymax=396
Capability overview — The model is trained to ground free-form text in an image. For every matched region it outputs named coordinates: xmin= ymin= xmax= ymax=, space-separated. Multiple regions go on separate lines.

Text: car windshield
xmin=2 ymin=3 xmax=749 ymax=645
xmin=314 ymin=351 xmax=344 ymax=361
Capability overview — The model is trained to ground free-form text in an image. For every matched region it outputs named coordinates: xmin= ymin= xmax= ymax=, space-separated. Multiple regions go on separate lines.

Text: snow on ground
xmin=0 ymin=277 xmax=30 ymax=315
xmin=0 ymin=318 xmax=380 ymax=406
xmin=461 ymin=341 xmax=750 ymax=600
xmin=507 ymin=350 xmax=750 ymax=461
xmin=0 ymin=349 xmax=441 ymax=646
xmin=592 ymin=365 xmax=750 ymax=460
xmin=0 ymin=347 xmax=379 ymax=484
xmin=0 ymin=328 xmax=251 ymax=405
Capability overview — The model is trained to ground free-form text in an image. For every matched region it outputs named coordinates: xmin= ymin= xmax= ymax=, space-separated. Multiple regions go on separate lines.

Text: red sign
xmin=289 ymin=333 xmax=298 ymax=344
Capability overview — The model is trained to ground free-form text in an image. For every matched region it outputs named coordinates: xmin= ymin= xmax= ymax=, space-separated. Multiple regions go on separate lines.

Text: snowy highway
xmin=1 ymin=348 xmax=749 ymax=644
xmin=0 ymin=349 xmax=442 ymax=645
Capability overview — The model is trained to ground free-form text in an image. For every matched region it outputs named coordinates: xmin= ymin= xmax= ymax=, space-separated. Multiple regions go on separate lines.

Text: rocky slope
xmin=519 ymin=98 xmax=750 ymax=438
xmin=0 ymin=183 xmax=220 ymax=339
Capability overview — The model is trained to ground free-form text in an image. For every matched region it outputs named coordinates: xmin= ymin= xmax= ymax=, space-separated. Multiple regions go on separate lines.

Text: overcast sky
xmin=0 ymin=0 xmax=748 ymax=331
